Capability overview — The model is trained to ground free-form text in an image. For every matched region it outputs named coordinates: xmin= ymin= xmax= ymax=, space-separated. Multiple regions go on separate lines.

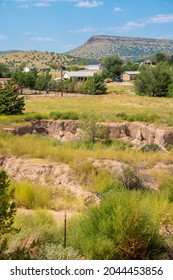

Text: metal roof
xmin=123 ymin=71 xmax=140 ymax=75
xmin=64 ymin=71 xmax=96 ymax=78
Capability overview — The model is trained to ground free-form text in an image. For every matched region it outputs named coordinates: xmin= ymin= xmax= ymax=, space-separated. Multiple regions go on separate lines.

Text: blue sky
xmin=1 ymin=0 xmax=173 ymax=53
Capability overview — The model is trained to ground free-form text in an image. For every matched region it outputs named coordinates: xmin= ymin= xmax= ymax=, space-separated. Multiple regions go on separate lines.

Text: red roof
xmin=0 ymin=78 xmax=11 ymax=83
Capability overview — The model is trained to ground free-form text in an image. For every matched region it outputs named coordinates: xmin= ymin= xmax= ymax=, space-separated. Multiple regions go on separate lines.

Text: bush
xmin=83 ymin=74 xmax=107 ymax=95
xmin=13 ymin=181 xmax=51 ymax=209
xmin=140 ymin=144 xmax=161 ymax=152
xmin=38 ymin=244 xmax=80 ymax=260
xmin=68 ymin=191 xmax=166 ymax=259
xmin=80 ymin=113 xmax=109 ymax=142
xmin=118 ymin=164 xmax=144 ymax=190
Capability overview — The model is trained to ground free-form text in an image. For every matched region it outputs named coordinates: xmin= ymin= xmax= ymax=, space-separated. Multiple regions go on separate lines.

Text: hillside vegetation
xmin=0 ymin=51 xmax=77 ymax=68
xmin=67 ymin=35 xmax=173 ymax=60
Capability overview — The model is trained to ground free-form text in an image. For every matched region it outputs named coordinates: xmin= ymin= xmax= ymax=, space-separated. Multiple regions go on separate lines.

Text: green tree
xmin=0 ymin=170 xmax=19 ymax=258
xmin=80 ymin=113 xmax=109 ymax=142
xmin=154 ymin=53 xmax=167 ymax=63
xmin=0 ymin=83 xmax=25 ymax=115
xmin=24 ymin=68 xmax=38 ymax=89
xmin=0 ymin=171 xmax=18 ymax=236
xmin=0 ymin=63 xmax=11 ymax=78
xmin=135 ymin=62 xmax=173 ymax=97
xmin=47 ymin=79 xmax=61 ymax=92
xmin=83 ymin=74 xmax=107 ymax=95
xmin=102 ymin=55 xmax=123 ymax=79
xmin=122 ymin=61 xmax=139 ymax=72
xmin=35 ymin=72 xmax=51 ymax=91
xmin=11 ymin=69 xmax=25 ymax=86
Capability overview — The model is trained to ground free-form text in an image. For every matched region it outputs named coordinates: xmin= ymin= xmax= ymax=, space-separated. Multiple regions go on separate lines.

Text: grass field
xmin=1 ymin=86 xmax=173 ymax=260
xmin=1 ymin=86 xmax=173 ymax=128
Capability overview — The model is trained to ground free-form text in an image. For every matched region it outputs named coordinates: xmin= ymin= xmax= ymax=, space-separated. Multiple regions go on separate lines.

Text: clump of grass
xmin=12 ymin=181 xmax=51 ymax=209
xmin=49 ymin=111 xmax=79 ymax=120
xmin=140 ymin=144 xmax=161 ymax=152
xmin=116 ymin=112 xmax=160 ymax=123
xmin=10 ymin=210 xmax=62 ymax=248
xmin=74 ymin=160 xmax=118 ymax=194
xmin=38 ymin=244 xmax=80 ymax=260
xmin=51 ymin=186 xmax=85 ymax=211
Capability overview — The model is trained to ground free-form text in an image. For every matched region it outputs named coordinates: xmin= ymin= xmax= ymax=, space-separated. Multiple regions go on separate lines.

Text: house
xmin=121 ymin=71 xmax=140 ymax=81
xmin=140 ymin=60 xmax=152 ymax=66
xmin=0 ymin=78 xmax=11 ymax=84
xmin=85 ymin=62 xmax=102 ymax=71
xmin=23 ymin=66 xmax=30 ymax=73
xmin=63 ymin=71 xmax=96 ymax=81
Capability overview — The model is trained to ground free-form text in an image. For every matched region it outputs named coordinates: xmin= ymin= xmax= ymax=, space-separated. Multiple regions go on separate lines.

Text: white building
xmin=85 ymin=62 xmax=102 ymax=71
xmin=23 ymin=66 xmax=30 ymax=73
xmin=63 ymin=71 xmax=96 ymax=81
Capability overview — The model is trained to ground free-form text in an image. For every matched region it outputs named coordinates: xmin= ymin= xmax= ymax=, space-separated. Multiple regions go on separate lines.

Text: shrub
xmin=80 ymin=113 xmax=109 ymax=142
xmin=67 ymin=191 xmax=166 ymax=259
xmin=38 ymin=244 xmax=80 ymax=260
xmin=13 ymin=181 xmax=51 ymax=209
xmin=140 ymin=144 xmax=161 ymax=152
xmin=118 ymin=164 xmax=144 ymax=190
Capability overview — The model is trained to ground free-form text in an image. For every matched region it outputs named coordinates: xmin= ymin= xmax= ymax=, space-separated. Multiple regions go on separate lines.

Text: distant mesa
xmin=66 ymin=35 xmax=173 ymax=60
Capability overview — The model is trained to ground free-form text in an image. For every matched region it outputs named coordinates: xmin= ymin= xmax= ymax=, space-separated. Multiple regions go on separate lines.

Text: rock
xmin=2 ymin=120 xmax=173 ymax=149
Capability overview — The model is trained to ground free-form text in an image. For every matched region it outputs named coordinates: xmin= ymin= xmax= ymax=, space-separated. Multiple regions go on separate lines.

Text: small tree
xmin=83 ymin=74 xmax=107 ymax=95
xmin=80 ymin=113 xmax=109 ymax=142
xmin=0 ymin=83 xmax=25 ymax=115
xmin=135 ymin=62 xmax=173 ymax=97
xmin=102 ymin=55 xmax=123 ymax=79
xmin=35 ymin=72 xmax=51 ymax=91
xmin=0 ymin=171 xmax=18 ymax=236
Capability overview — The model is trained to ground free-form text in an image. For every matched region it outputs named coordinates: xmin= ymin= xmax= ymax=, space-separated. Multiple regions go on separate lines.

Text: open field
xmin=1 ymin=85 xmax=173 ymax=127
xmin=1 ymin=87 xmax=173 ymax=260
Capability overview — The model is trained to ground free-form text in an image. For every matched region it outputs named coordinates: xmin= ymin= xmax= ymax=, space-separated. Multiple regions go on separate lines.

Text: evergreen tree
xmin=83 ymin=74 xmax=107 ymax=95
xmin=0 ymin=170 xmax=19 ymax=258
xmin=0 ymin=83 xmax=25 ymax=115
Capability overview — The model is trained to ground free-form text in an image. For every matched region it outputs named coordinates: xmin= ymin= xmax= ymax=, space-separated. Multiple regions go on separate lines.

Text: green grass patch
xmin=12 ymin=181 xmax=51 ymax=209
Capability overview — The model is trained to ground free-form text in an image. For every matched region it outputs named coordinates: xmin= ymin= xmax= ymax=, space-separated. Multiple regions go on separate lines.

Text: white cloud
xmin=0 ymin=35 xmax=7 ymax=40
xmin=75 ymin=1 xmax=103 ymax=8
xmin=15 ymin=0 xmax=28 ymax=2
xmin=30 ymin=37 xmax=54 ymax=41
xmin=147 ymin=14 xmax=173 ymax=24
xmin=34 ymin=2 xmax=50 ymax=7
xmin=114 ymin=7 xmax=122 ymax=12
xmin=77 ymin=26 xmax=95 ymax=33
xmin=24 ymin=31 xmax=38 ymax=35
xmin=120 ymin=21 xmax=146 ymax=32
xmin=19 ymin=4 xmax=29 ymax=8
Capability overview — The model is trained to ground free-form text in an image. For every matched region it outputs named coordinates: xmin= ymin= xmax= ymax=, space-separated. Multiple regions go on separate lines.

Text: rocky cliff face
xmin=67 ymin=35 xmax=173 ymax=60
xmin=3 ymin=120 xmax=173 ymax=149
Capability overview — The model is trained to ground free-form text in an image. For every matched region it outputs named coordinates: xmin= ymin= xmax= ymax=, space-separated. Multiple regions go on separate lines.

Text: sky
xmin=0 ymin=0 xmax=173 ymax=53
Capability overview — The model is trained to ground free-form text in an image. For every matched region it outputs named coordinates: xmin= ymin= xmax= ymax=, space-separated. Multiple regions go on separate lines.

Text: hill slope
xmin=0 ymin=50 xmax=77 ymax=68
xmin=67 ymin=35 xmax=173 ymax=60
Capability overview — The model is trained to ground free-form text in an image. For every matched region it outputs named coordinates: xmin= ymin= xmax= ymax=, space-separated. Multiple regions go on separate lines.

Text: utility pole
xmin=64 ymin=212 xmax=67 ymax=249
xmin=60 ymin=66 xmax=63 ymax=97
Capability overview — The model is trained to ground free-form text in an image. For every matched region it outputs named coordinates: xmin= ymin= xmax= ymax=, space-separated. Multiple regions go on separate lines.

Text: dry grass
xmin=23 ymin=92 xmax=173 ymax=126
xmin=0 ymin=51 xmax=74 ymax=68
